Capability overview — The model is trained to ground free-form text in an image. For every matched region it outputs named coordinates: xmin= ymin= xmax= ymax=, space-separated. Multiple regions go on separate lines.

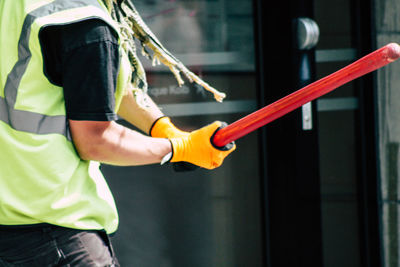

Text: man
xmin=0 ymin=0 xmax=235 ymax=266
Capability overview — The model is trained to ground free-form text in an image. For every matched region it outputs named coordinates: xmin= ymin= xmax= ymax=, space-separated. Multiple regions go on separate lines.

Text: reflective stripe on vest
xmin=0 ymin=97 xmax=69 ymax=138
xmin=1 ymin=0 xmax=120 ymax=140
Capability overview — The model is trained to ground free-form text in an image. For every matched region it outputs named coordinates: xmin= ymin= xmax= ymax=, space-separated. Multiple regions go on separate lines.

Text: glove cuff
xmin=149 ymin=116 xmax=168 ymax=137
xmin=150 ymin=116 xmax=188 ymax=138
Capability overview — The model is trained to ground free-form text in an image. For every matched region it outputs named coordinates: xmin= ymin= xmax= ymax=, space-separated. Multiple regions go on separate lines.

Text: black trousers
xmin=0 ymin=224 xmax=119 ymax=267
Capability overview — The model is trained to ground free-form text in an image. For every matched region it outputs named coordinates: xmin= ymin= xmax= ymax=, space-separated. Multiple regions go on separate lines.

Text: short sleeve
xmin=39 ymin=19 xmax=120 ymax=121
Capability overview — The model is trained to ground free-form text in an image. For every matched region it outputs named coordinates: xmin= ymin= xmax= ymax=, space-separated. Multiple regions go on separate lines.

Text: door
xmin=102 ymin=1 xmax=264 ymax=266
xmin=258 ymin=0 xmax=380 ymax=266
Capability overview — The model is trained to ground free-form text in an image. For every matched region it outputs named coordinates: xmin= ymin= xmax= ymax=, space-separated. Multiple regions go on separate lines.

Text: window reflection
xmin=108 ymin=1 xmax=262 ymax=267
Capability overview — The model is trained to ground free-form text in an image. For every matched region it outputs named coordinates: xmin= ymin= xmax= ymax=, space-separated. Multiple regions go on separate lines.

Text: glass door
xmin=102 ymin=1 xmax=263 ymax=266
xmin=257 ymin=0 xmax=379 ymax=266
xmin=315 ymin=0 xmax=379 ymax=266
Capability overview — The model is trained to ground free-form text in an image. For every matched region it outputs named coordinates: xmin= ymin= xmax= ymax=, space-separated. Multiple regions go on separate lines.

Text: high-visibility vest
xmin=0 ymin=0 xmax=132 ymax=234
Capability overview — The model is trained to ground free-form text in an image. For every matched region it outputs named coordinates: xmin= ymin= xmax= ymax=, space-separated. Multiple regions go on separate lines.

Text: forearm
xmin=69 ymin=120 xmax=171 ymax=166
xmin=117 ymin=87 xmax=163 ymax=134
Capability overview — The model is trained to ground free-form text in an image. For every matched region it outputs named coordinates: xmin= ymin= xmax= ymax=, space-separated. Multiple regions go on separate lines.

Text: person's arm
xmin=40 ymin=19 xmax=234 ymax=169
xmin=118 ymin=84 xmax=191 ymax=140
xmin=69 ymin=118 xmax=235 ymax=170
xmin=39 ymin=20 xmax=172 ymax=166
xmin=117 ymin=86 xmax=164 ymax=134
xmin=69 ymin=120 xmax=171 ymax=166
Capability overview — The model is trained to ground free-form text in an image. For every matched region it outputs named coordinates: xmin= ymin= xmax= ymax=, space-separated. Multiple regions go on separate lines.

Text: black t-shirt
xmin=39 ymin=19 xmax=120 ymax=121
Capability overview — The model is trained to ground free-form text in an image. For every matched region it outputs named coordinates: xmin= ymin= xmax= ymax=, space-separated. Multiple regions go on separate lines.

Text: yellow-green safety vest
xmin=0 ymin=0 xmax=132 ymax=234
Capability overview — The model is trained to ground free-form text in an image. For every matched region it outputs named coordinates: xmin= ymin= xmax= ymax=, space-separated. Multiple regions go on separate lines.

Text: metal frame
xmin=351 ymin=0 xmax=381 ymax=265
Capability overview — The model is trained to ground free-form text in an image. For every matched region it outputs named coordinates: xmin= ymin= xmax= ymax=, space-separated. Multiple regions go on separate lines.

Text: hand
xmin=150 ymin=116 xmax=199 ymax=171
xmin=169 ymin=121 xmax=236 ymax=170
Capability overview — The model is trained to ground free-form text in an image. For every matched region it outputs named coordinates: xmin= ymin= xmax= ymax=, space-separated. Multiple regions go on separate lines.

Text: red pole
xmin=212 ymin=43 xmax=400 ymax=147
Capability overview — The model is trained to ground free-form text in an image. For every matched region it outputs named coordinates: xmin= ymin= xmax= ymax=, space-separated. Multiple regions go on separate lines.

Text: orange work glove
xmin=169 ymin=121 xmax=236 ymax=170
xmin=150 ymin=116 xmax=189 ymax=138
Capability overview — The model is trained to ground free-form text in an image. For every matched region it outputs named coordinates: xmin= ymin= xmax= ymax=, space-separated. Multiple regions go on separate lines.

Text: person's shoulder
xmin=59 ymin=19 xmax=118 ymax=52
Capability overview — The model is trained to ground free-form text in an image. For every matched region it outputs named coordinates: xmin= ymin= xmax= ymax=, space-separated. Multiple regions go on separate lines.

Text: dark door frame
xmin=254 ymin=0 xmax=323 ymax=266
xmin=352 ymin=0 xmax=381 ymax=265
xmin=254 ymin=0 xmax=381 ymax=266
